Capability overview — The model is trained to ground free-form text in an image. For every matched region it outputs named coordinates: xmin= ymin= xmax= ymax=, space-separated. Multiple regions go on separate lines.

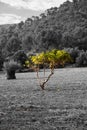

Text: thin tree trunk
xmin=36 ymin=69 xmax=54 ymax=90
xmin=40 ymin=70 xmax=54 ymax=90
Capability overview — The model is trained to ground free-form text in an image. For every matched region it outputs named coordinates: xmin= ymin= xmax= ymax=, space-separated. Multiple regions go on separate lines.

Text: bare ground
xmin=0 ymin=68 xmax=87 ymax=130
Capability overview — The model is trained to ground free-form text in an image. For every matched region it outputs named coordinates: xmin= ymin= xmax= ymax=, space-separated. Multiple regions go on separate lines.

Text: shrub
xmin=76 ymin=50 xmax=87 ymax=67
xmin=13 ymin=50 xmax=28 ymax=66
xmin=4 ymin=60 xmax=21 ymax=79
xmin=64 ymin=47 xmax=80 ymax=63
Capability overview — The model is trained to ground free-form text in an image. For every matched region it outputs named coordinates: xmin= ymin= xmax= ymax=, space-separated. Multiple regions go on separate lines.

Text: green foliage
xmin=25 ymin=60 xmax=30 ymax=68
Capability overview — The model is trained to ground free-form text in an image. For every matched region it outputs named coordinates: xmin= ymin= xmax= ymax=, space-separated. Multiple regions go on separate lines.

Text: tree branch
xmin=40 ymin=70 xmax=54 ymax=90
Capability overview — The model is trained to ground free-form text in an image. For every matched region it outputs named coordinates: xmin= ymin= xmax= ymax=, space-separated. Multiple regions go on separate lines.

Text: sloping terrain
xmin=0 ymin=0 xmax=87 ymax=56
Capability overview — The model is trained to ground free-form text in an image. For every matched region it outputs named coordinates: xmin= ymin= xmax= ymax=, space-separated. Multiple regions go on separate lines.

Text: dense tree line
xmin=64 ymin=47 xmax=87 ymax=67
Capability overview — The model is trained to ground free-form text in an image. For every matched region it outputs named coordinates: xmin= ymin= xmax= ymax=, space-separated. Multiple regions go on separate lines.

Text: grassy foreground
xmin=0 ymin=68 xmax=87 ymax=130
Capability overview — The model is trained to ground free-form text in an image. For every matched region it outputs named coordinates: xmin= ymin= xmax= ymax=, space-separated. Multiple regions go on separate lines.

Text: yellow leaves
xmin=46 ymin=50 xmax=71 ymax=66
xmin=31 ymin=52 xmax=46 ymax=65
xmin=56 ymin=50 xmax=72 ymax=65
xmin=25 ymin=49 xmax=71 ymax=89
xmin=31 ymin=55 xmax=39 ymax=65
xmin=31 ymin=50 xmax=72 ymax=66
xmin=47 ymin=51 xmax=56 ymax=62
xmin=25 ymin=60 xmax=30 ymax=64
xmin=23 ymin=49 xmax=72 ymax=90
xmin=24 ymin=49 xmax=72 ymax=69
xmin=24 ymin=60 xmax=30 ymax=67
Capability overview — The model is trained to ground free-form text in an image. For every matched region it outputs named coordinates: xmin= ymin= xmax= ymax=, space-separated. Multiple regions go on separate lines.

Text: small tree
xmin=5 ymin=36 xmax=22 ymax=56
xmin=4 ymin=59 xmax=21 ymax=79
xmin=31 ymin=49 xmax=72 ymax=90
xmin=13 ymin=50 xmax=28 ymax=66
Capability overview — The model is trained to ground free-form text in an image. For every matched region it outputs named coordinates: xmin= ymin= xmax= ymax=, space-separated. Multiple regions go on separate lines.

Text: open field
xmin=0 ymin=68 xmax=87 ymax=130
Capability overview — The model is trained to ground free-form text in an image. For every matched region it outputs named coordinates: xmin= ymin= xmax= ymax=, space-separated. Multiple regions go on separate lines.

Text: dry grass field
xmin=0 ymin=68 xmax=87 ymax=130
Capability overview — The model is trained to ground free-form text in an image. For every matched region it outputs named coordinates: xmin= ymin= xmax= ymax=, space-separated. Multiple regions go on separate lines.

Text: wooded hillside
xmin=0 ymin=0 xmax=87 ymax=58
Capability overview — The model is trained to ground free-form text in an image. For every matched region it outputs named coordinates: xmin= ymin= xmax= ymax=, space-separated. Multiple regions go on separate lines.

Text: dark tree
xmin=13 ymin=50 xmax=28 ymax=65
xmin=22 ymin=35 xmax=34 ymax=52
xmin=0 ymin=47 xmax=4 ymax=70
xmin=5 ymin=36 xmax=22 ymax=56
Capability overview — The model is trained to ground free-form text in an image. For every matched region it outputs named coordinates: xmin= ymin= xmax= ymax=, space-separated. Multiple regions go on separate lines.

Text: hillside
xmin=0 ymin=0 xmax=87 ymax=57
